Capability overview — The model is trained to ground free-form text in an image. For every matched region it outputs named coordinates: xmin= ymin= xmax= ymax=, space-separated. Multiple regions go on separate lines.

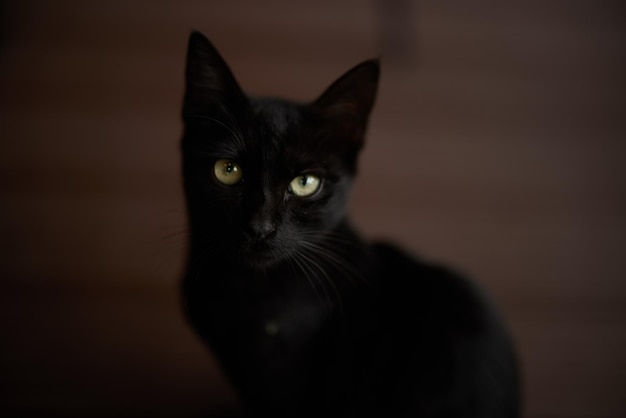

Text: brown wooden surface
xmin=1 ymin=1 xmax=625 ymax=417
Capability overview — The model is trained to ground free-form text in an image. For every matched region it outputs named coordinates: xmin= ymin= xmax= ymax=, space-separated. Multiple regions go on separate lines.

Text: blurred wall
xmin=1 ymin=1 xmax=625 ymax=417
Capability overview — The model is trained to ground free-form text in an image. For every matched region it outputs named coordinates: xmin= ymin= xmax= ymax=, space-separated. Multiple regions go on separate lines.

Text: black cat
xmin=180 ymin=31 xmax=520 ymax=418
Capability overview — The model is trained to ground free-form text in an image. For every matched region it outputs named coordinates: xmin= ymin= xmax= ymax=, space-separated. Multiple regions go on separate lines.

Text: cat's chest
xmin=273 ymin=298 xmax=326 ymax=334
xmin=237 ymin=293 xmax=329 ymax=356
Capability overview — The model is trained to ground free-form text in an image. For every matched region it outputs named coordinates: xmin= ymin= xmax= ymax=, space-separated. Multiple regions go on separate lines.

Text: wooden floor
xmin=1 ymin=1 xmax=625 ymax=417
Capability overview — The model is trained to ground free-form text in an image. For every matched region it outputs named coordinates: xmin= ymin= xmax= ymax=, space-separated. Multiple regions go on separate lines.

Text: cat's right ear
xmin=313 ymin=59 xmax=380 ymax=148
xmin=183 ymin=31 xmax=247 ymax=119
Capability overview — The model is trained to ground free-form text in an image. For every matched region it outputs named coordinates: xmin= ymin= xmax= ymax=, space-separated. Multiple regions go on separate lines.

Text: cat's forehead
xmin=240 ymin=98 xmax=340 ymax=172
xmin=250 ymin=98 xmax=303 ymax=136
xmin=246 ymin=99 xmax=312 ymax=159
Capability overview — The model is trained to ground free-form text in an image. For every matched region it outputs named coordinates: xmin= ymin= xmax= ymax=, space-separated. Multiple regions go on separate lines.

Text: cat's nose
xmin=245 ymin=219 xmax=277 ymax=241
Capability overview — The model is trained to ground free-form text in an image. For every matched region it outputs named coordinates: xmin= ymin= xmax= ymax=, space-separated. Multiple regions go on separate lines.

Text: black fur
xmin=180 ymin=31 xmax=520 ymax=418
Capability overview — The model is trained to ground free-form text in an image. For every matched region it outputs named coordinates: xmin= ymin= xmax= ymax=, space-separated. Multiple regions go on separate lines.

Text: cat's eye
xmin=214 ymin=159 xmax=243 ymax=185
xmin=288 ymin=174 xmax=321 ymax=197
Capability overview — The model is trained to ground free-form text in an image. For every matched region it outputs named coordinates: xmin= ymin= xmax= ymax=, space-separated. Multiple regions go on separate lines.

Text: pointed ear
xmin=313 ymin=59 xmax=380 ymax=146
xmin=183 ymin=31 xmax=247 ymax=118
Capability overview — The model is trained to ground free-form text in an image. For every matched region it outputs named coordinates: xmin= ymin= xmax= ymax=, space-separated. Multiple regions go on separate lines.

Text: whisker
xmin=161 ymin=228 xmax=189 ymax=241
xmin=188 ymin=114 xmax=239 ymax=140
xmin=290 ymin=252 xmax=325 ymax=305
xmin=219 ymin=104 xmax=247 ymax=152
xmin=297 ymin=230 xmax=368 ymax=286
xmin=294 ymin=249 xmax=343 ymax=313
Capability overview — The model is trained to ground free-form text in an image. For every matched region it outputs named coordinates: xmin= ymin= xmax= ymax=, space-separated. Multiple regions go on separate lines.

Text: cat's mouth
xmin=241 ymin=238 xmax=287 ymax=270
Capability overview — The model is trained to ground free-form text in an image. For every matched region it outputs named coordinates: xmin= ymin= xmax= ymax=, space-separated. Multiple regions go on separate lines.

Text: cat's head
xmin=181 ymin=31 xmax=378 ymax=270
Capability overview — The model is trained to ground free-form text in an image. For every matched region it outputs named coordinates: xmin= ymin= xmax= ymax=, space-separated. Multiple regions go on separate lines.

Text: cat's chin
xmin=242 ymin=251 xmax=285 ymax=271
xmin=240 ymin=243 xmax=287 ymax=271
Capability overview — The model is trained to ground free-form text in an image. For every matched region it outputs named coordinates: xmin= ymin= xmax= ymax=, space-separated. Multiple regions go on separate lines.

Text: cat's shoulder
xmin=369 ymin=241 xmax=502 ymax=335
xmin=364 ymin=242 xmax=520 ymax=416
xmin=370 ymin=241 xmax=478 ymax=295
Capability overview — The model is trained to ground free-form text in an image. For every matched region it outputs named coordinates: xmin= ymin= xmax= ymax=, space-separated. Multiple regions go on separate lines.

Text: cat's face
xmin=181 ymin=32 xmax=378 ymax=270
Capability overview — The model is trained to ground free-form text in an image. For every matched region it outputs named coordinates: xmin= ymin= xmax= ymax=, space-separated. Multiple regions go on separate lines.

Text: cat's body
xmin=181 ymin=32 xmax=520 ymax=418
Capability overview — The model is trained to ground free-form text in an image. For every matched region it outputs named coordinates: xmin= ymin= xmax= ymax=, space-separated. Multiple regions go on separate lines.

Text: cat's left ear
xmin=183 ymin=31 xmax=247 ymax=118
xmin=313 ymin=59 xmax=380 ymax=146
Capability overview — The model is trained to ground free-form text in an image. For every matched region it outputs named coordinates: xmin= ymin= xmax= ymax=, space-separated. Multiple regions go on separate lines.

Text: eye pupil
xmin=300 ymin=176 xmax=308 ymax=186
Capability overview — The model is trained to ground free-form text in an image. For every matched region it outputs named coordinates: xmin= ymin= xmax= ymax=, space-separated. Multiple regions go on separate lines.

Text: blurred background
xmin=1 ymin=1 xmax=625 ymax=417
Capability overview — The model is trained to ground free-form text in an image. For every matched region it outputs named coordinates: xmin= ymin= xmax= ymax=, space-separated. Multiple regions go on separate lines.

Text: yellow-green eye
xmin=289 ymin=174 xmax=321 ymax=197
xmin=214 ymin=159 xmax=243 ymax=185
